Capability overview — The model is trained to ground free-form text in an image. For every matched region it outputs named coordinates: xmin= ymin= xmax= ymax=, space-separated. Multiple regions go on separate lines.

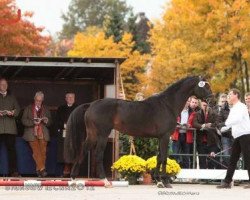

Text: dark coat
xmin=193 ymin=108 xmax=220 ymax=146
xmin=0 ymin=93 xmax=20 ymax=134
xmin=56 ymin=104 xmax=78 ymax=163
xmin=217 ymin=104 xmax=233 ymax=138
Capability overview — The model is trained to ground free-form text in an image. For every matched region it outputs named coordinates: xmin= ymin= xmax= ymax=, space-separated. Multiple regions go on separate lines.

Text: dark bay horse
xmin=64 ymin=76 xmax=213 ymax=187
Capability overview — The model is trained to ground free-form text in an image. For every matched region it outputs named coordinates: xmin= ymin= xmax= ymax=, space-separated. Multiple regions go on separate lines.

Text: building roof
xmin=0 ymin=56 xmax=126 ymax=82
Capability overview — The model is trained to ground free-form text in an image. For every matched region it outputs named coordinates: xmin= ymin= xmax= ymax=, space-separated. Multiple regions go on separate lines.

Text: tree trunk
xmin=245 ymin=61 xmax=249 ymax=92
xmin=240 ymin=62 xmax=245 ymax=95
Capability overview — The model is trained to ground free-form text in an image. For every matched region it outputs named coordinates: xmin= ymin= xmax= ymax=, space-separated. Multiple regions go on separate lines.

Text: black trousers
xmin=0 ymin=134 xmax=18 ymax=174
xmin=197 ymin=143 xmax=220 ymax=169
xmin=224 ymin=134 xmax=250 ymax=183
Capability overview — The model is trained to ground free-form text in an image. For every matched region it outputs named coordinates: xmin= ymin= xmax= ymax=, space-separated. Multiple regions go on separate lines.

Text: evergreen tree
xmin=134 ymin=12 xmax=152 ymax=54
xmin=103 ymin=0 xmax=131 ymax=42
xmin=60 ymin=0 xmax=131 ymax=39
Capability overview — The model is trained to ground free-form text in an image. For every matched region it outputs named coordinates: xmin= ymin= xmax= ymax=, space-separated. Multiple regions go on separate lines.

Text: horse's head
xmin=193 ymin=76 xmax=215 ymax=107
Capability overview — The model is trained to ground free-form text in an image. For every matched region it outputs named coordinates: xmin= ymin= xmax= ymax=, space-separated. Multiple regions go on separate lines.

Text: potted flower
xmin=111 ymin=155 xmax=146 ymax=184
xmin=145 ymin=156 xmax=181 ymax=183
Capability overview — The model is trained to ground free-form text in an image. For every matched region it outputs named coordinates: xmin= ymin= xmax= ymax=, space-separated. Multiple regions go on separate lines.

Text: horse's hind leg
xmin=70 ymin=145 xmax=86 ymax=179
xmin=71 ymin=138 xmax=94 ymax=179
xmin=95 ymin=136 xmax=108 ymax=179
xmin=95 ymin=129 xmax=112 ymax=187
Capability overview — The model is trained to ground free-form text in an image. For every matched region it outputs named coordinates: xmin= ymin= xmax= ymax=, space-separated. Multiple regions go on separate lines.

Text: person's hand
xmin=220 ymin=126 xmax=229 ymax=133
xmin=6 ymin=110 xmax=14 ymax=116
xmin=0 ymin=112 xmax=3 ymax=117
xmin=210 ymin=152 xmax=216 ymax=157
xmin=201 ymin=124 xmax=206 ymax=129
xmin=201 ymin=123 xmax=212 ymax=130
xmin=34 ymin=118 xmax=42 ymax=125
xmin=42 ymin=117 xmax=48 ymax=124
xmin=205 ymin=123 xmax=212 ymax=128
xmin=216 ymin=128 xmax=221 ymax=136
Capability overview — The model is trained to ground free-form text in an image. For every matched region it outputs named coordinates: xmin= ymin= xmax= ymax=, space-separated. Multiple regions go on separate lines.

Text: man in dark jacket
xmin=56 ymin=92 xmax=78 ymax=177
xmin=0 ymin=78 xmax=20 ymax=176
xmin=193 ymin=99 xmax=221 ymax=169
xmin=216 ymin=94 xmax=233 ymax=168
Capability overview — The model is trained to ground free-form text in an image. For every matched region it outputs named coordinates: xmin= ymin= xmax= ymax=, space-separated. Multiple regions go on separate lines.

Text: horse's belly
xmin=115 ymin=124 xmax=157 ymax=137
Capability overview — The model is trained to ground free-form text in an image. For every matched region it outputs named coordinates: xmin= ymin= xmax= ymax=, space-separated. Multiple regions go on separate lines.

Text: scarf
xmin=32 ymin=104 xmax=45 ymax=139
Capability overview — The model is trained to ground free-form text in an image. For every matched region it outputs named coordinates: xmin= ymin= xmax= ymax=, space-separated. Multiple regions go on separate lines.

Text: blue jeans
xmin=171 ymin=133 xmax=192 ymax=168
xmin=221 ymin=136 xmax=234 ymax=168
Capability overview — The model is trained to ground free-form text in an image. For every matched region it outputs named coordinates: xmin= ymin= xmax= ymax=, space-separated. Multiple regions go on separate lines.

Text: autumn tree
xmin=68 ymin=27 xmax=149 ymax=100
xmin=149 ymin=0 xmax=250 ymax=94
xmin=47 ymin=37 xmax=73 ymax=56
xmin=0 ymin=0 xmax=50 ymax=56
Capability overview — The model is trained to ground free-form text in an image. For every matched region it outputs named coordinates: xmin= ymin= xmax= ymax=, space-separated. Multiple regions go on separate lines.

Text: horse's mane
xmin=146 ymin=76 xmax=198 ymax=101
xmin=163 ymin=76 xmax=197 ymax=94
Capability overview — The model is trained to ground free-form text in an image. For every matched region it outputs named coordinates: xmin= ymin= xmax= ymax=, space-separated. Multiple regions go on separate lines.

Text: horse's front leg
xmin=95 ymin=134 xmax=111 ymax=187
xmin=153 ymin=141 xmax=162 ymax=186
xmin=159 ymin=133 xmax=172 ymax=188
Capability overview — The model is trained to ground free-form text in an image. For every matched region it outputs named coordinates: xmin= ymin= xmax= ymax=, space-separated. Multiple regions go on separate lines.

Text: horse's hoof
xmin=157 ymin=181 xmax=165 ymax=188
xmin=105 ymin=184 xmax=113 ymax=188
xmin=102 ymin=178 xmax=113 ymax=188
xmin=164 ymin=183 xmax=173 ymax=188
xmin=69 ymin=179 xmax=77 ymax=187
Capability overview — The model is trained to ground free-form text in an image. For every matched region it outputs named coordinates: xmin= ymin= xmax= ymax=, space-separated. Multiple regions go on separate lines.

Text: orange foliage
xmin=68 ymin=27 xmax=149 ymax=100
xmin=149 ymin=0 xmax=250 ymax=94
xmin=0 ymin=0 xmax=50 ymax=56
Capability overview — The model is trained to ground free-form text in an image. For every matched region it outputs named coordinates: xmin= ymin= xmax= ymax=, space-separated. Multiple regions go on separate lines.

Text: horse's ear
xmin=199 ymin=76 xmax=203 ymax=81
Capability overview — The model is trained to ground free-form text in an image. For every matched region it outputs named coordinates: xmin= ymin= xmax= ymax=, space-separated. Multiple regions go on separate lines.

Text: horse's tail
xmin=64 ymin=103 xmax=90 ymax=163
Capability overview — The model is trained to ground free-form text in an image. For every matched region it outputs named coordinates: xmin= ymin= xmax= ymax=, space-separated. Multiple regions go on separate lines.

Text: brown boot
xmin=40 ymin=169 xmax=47 ymax=177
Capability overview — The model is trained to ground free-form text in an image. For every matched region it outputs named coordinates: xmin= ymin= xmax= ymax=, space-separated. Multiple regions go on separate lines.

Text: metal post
xmin=112 ymin=60 xmax=120 ymax=179
xmin=88 ymin=151 xmax=90 ymax=178
xmin=192 ymin=129 xmax=197 ymax=169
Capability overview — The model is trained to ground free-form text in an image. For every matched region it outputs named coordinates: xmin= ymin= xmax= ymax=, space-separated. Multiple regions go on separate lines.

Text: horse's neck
xmin=159 ymin=78 xmax=198 ymax=117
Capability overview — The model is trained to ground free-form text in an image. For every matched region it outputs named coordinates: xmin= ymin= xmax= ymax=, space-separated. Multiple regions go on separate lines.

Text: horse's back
xmin=86 ymin=98 xmax=150 ymax=121
xmin=86 ymin=98 xmax=156 ymax=135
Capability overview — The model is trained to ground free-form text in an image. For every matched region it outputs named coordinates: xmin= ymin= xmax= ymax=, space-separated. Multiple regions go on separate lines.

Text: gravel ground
xmin=0 ymin=183 xmax=249 ymax=200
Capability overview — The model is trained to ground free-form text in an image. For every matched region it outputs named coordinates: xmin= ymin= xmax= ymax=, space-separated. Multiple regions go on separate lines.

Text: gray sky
xmin=15 ymin=0 xmax=168 ymax=35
